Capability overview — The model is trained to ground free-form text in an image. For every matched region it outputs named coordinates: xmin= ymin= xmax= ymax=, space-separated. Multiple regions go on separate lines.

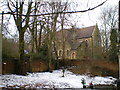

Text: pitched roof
xmin=56 ymin=25 xmax=96 ymax=50
xmin=71 ymin=41 xmax=83 ymax=50
xmin=56 ymin=25 xmax=95 ymax=40
xmin=75 ymin=26 xmax=95 ymax=39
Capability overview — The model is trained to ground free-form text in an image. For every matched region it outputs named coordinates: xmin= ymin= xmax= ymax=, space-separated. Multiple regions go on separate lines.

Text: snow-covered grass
xmin=0 ymin=69 xmax=117 ymax=89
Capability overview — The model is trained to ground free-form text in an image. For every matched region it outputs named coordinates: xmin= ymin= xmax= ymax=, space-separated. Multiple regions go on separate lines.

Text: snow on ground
xmin=0 ymin=69 xmax=117 ymax=88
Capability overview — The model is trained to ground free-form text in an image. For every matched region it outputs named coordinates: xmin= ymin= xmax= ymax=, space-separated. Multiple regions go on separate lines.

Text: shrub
xmin=2 ymin=38 xmax=19 ymax=59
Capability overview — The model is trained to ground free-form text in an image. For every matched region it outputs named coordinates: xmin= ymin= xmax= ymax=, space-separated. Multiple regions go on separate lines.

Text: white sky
xmin=0 ymin=0 xmax=119 ymax=38
xmin=67 ymin=0 xmax=119 ymax=28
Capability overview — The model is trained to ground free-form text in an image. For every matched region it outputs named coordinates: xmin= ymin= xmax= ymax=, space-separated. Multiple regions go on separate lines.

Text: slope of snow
xmin=0 ymin=69 xmax=116 ymax=88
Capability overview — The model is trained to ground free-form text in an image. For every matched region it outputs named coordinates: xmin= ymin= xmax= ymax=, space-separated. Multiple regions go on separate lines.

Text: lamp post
xmin=118 ymin=53 xmax=120 ymax=80
xmin=117 ymin=51 xmax=120 ymax=89
xmin=1 ymin=11 xmax=4 ymax=75
xmin=117 ymin=24 xmax=120 ymax=89
xmin=117 ymin=1 xmax=120 ymax=88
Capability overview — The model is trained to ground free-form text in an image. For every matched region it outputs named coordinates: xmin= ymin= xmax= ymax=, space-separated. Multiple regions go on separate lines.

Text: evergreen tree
xmin=109 ymin=28 xmax=118 ymax=62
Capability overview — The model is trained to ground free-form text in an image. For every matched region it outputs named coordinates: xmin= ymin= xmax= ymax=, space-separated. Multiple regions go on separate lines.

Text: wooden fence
xmin=2 ymin=59 xmax=51 ymax=74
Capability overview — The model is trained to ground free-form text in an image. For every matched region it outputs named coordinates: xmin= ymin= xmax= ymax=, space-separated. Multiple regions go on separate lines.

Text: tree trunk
xmin=48 ymin=33 xmax=52 ymax=72
xmin=34 ymin=22 xmax=38 ymax=52
xmin=61 ymin=16 xmax=65 ymax=60
xmin=38 ymin=23 xmax=44 ymax=51
xmin=17 ymin=30 xmax=26 ymax=75
xmin=29 ymin=31 xmax=34 ymax=73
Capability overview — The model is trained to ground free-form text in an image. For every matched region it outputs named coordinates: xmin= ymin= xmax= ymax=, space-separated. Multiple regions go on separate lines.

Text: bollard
xmin=62 ymin=69 xmax=65 ymax=77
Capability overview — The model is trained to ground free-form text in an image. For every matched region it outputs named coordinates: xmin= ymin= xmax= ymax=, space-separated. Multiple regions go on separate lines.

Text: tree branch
xmin=2 ymin=0 xmax=107 ymax=16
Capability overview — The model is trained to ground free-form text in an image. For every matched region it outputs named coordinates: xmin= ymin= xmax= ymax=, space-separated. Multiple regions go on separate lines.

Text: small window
xmin=86 ymin=40 xmax=88 ymax=47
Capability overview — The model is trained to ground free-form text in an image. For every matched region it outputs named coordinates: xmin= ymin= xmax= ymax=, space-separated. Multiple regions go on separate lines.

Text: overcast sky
xmin=67 ymin=0 xmax=119 ymax=28
xmin=0 ymin=0 xmax=119 ymax=38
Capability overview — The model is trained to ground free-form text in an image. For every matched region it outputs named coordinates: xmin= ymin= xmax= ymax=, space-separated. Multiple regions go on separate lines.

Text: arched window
xmin=72 ymin=52 xmax=75 ymax=59
xmin=59 ymin=50 xmax=62 ymax=56
xmin=86 ymin=40 xmax=88 ymax=47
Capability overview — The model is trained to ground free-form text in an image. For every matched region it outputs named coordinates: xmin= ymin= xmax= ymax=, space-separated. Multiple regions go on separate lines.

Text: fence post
xmin=3 ymin=62 xmax=6 ymax=74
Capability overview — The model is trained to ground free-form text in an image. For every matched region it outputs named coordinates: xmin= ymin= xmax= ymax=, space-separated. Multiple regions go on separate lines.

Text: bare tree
xmin=1 ymin=0 xmax=107 ymax=74
xmin=7 ymin=1 xmax=33 ymax=75
xmin=99 ymin=5 xmax=118 ymax=59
